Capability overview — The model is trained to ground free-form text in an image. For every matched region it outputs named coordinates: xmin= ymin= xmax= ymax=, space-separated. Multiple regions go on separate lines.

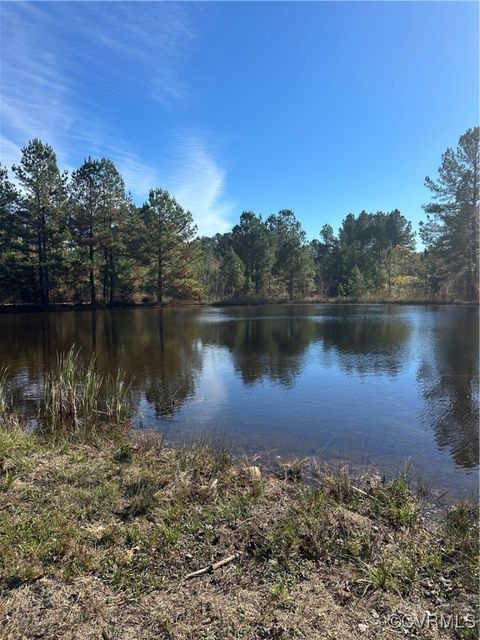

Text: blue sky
xmin=1 ymin=2 xmax=478 ymax=241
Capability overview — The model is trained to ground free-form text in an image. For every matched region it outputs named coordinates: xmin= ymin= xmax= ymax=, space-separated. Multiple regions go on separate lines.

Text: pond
xmin=1 ymin=304 xmax=478 ymax=497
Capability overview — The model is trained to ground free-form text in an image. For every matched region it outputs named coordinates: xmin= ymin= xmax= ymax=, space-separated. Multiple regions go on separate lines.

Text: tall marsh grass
xmin=0 ymin=368 xmax=9 ymax=422
xmin=40 ymin=347 xmax=131 ymax=440
xmin=0 ymin=367 xmax=21 ymax=430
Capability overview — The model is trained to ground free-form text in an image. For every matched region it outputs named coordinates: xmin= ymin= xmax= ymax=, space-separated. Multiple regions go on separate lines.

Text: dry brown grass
xmin=0 ymin=426 xmax=478 ymax=639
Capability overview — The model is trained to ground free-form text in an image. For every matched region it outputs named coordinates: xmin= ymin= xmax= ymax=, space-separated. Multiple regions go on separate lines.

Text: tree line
xmin=0 ymin=126 xmax=478 ymax=306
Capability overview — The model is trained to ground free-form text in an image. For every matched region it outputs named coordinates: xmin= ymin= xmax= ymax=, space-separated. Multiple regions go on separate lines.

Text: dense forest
xmin=0 ymin=126 xmax=478 ymax=306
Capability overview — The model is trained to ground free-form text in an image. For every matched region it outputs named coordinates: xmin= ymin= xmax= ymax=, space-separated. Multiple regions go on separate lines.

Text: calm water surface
xmin=1 ymin=304 xmax=478 ymax=497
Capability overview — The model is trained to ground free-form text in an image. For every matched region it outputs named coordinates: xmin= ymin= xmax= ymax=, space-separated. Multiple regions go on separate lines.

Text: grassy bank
xmin=0 ymin=354 xmax=478 ymax=638
xmin=0 ymin=425 xmax=478 ymax=639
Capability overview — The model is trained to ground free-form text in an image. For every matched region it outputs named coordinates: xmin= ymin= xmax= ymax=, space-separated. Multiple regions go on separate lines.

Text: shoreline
xmin=0 ymin=298 xmax=478 ymax=314
xmin=0 ymin=426 xmax=478 ymax=639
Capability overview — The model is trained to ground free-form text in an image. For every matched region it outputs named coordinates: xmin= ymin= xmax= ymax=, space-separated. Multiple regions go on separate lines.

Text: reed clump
xmin=39 ymin=347 xmax=131 ymax=440
xmin=0 ymin=368 xmax=21 ymax=431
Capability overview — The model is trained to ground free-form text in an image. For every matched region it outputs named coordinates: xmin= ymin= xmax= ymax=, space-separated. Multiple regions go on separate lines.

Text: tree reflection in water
xmin=0 ymin=305 xmax=477 ymax=477
xmin=417 ymin=309 xmax=479 ymax=469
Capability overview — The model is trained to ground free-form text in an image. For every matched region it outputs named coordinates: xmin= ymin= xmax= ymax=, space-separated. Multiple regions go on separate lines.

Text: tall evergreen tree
xmin=222 ymin=247 xmax=245 ymax=297
xmin=420 ymin=126 xmax=479 ymax=300
xmin=97 ymin=159 xmax=130 ymax=304
xmin=374 ymin=210 xmax=415 ymax=294
xmin=199 ymin=236 xmax=223 ymax=300
xmin=0 ymin=165 xmax=31 ymax=301
xmin=232 ymin=212 xmax=273 ymax=294
xmin=336 ymin=211 xmax=383 ymax=295
xmin=311 ymin=224 xmax=339 ymax=297
xmin=12 ymin=139 xmax=67 ymax=305
xmin=267 ymin=209 xmax=314 ymax=299
xmin=69 ymin=157 xmax=103 ymax=305
xmin=140 ymin=188 xmax=199 ymax=304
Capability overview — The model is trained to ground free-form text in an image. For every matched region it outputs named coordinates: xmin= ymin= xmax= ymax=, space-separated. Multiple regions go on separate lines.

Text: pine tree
xmin=222 ymin=247 xmax=245 ymax=297
xmin=97 ymin=159 xmax=130 ymax=304
xmin=420 ymin=127 xmax=479 ymax=301
xmin=69 ymin=157 xmax=103 ymax=305
xmin=267 ymin=209 xmax=314 ymax=299
xmin=374 ymin=210 xmax=415 ymax=294
xmin=232 ymin=212 xmax=273 ymax=294
xmin=140 ymin=188 xmax=199 ymax=304
xmin=0 ymin=165 xmax=31 ymax=301
xmin=12 ymin=139 xmax=67 ymax=305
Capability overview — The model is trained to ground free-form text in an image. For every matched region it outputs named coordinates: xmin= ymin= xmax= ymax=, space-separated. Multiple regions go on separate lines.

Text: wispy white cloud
xmin=0 ymin=136 xmax=22 ymax=172
xmin=168 ymin=134 xmax=234 ymax=236
xmin=111 ymin=150 xmax=162 ymax=201
xmin=0 ymin=3 xmax=76 ymax=168
xmin=0 ymin=2 xmax=234 ymax=235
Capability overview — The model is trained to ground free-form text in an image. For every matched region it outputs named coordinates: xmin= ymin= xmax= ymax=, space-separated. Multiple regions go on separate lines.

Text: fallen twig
xmin=352 ymin=485 xmax=368 ymax=496
xmin=184 ymin=553 xmax=240 ymax=580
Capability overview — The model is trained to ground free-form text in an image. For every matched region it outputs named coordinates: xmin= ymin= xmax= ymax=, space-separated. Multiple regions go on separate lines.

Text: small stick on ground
xmin=184 ymin=553 xmax=240 ymax=580
xmin=352 ymin=485 xmax=368 ymax=496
